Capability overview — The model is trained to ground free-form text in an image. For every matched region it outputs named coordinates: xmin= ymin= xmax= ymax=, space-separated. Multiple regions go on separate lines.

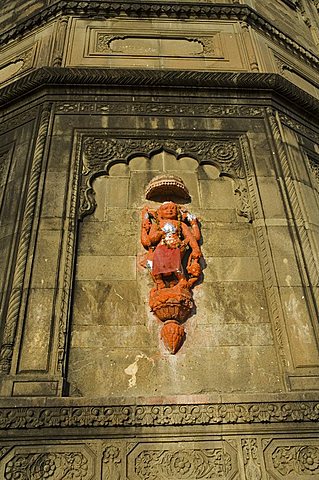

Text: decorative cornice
xmin=0 ymin=68 xmax=319 ymax=119
xmin=0 ymin=401 xmax=318 ymax=429
xmin=0 ymin=2 xmax=318 ymax=70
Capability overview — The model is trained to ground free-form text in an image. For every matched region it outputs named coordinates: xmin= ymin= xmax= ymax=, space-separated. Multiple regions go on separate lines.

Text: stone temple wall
xmin=0 ymin=1 xmax=319 ymax=479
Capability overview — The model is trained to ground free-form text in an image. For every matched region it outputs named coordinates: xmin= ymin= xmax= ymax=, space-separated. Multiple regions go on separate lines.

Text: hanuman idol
xmin=141 ymin=175 xmax=203 ymax=354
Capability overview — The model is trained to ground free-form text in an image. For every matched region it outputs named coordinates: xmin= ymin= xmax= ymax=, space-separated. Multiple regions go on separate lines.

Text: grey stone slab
xmin=267 ymin=226 xmax=303 ymax=287
xmin=201 ymin=224 xmax=257 ymax=257
xmin=205 ymin=256 xmax=262 ymax=282
xmin=193 ymin=281 xmax=270 ymax=325
xmin=76 ymin=255 xmax=137 ymax=281
xmin=199 ymin=179 xmax=235 ymax=210
xmin=30 ymin=229 xmax=62 ymax=288
xmin=68 ymin=344 xmax=282 ymax=398
xmin=280 ymin=286 xmax=319 ymax=368
xmin=78 ymin=221 xmax=138 ymax=256
xmin=72 ymin=280 xmax=145 ymax=326
xmin=18 ymin=288 xmax=54 ymax=372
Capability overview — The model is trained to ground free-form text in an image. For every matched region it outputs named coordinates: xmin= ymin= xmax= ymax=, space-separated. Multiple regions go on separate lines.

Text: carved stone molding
xmin=102 ymin=444 xmax=123 ymax=480
xmin=55 ymin=101 xmax=265 ymax=118
xmin=242 ymin=438 xmax=262 ymax=480
xmin=0 ymin=149 xmax=11 ymax=191
xmin=0 ymin=401 xmax=318 ymax=430
xmin=0 ymin=103 xmax=52 ymax=375
xmin=52 ymin=16 xmax=69 ymax=67
xmin=279 ymin=112 xmax=319 ymax=143
xmin=0 ymin=69 xmax=318 ymax=118
xmin=0 ymin=2 xmax=318 ymax=72
xmin=79 ymin=136 xmax=250 ymax=221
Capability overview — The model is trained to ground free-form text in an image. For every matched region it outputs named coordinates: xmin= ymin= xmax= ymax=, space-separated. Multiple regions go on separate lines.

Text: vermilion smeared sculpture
xmin=141 ymin=201 xmax=202 ymax=353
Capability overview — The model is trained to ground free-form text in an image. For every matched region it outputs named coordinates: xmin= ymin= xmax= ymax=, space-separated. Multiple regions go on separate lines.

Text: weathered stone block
xmin=201 ymin=224 xmax=257 ymax=257
xmin=205 ymin=257 xmax=262 ymax=282
xmin=18 ymin=288 xmax=54 ymax=372
xmin=267 ymin=226 xmax=303 ymax=286
xmin=194 ymin=281 xmax=270 ymax=325
xmin=199 ymin=179 xmax=235 ymax=209
xmin=76 ymin=255 xmax=137 ymax=281
xmin=280 ymin=286 xmax=319 ymax=368
xmin=72 ymin=280 xmax=145 ymax=326
xmin=258 ymin=176 xmax=286 ymax=219
xmin=78 ymin=221 xmax=137 ymax=256
xmin=30 ymin=229 xmax=62 ymax=288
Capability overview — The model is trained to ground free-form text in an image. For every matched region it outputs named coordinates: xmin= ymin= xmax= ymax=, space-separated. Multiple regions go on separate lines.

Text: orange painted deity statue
xmin=141 ymin=200 xmax=203 ymax=353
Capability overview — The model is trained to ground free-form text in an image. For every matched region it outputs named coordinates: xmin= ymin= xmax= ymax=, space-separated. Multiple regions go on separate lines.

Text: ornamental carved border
xmin=79 ymin=135 xmax=251 ymax=222
xmin=0 ymin=401 xmax=318 ymax=430
xmin=0 ymin=70 xmax=318 ymax=117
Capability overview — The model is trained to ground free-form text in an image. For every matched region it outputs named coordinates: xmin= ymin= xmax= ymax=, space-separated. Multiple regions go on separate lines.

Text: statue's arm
xmin=181 ymin=223 xmax=201 ymax=258
xmin=141 ymin=207 xmax=152 ymax=248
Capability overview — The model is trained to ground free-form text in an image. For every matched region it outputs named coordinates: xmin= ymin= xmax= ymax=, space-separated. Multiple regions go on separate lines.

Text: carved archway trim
xmin=79 ymin=136 xmax=251 ymax=221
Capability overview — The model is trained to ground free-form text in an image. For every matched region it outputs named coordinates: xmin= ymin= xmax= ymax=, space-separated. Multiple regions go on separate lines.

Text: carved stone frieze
xmin=134 ymin=448 xmax=233 ymax=479
xmin=0 ymin=401 xmax=318 ymax=430
xmin=0 ymin=45 xmax=36 ymax=84
xmin=272 ymin=446 xmax=319 ymax=477
xmin=95 ymin=33 xmax=219 ymax=58
xmin=55 ymin=101 xmax=265 ymax=117
xmin=278 ymin=113 xmax=319 ymax=142
xmin=3 ymin=452 xmax=89 ymax=480
xmin=265 ymin=440 xmax=319 ymax=479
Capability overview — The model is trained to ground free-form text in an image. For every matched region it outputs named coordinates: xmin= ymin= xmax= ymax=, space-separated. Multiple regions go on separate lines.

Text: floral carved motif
xmin=102 ymin=444 xmax=122 ymax=480
xmin=0 ymin=401 xmax=318 ymax=430
xmin=242 ymin=438 xmax=262 ymax=480
xmin=135 ymin=448 xmax=232 ymax=480
xmin=272 ymin=445 xmax=319 ymax=476
xmin=4 ymin=452 xmax=89 ymax=480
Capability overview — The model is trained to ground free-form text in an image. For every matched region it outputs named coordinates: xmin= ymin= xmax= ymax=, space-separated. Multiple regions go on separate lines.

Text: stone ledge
xmin=0 ymin=68 xmax=319 ymax=118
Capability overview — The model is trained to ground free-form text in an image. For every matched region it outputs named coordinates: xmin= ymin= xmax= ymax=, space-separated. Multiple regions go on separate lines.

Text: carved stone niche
xmin=141 ymin=174 xmax=203 ymax=354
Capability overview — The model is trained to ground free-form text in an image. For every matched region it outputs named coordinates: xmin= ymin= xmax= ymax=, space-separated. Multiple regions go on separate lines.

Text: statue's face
xmin=159 ymin=202 xmax=178 ymax=220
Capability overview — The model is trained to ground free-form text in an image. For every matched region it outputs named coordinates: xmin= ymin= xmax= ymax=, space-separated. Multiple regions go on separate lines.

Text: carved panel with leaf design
xmin=127 ymin=440 xmax=238 ymax=480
